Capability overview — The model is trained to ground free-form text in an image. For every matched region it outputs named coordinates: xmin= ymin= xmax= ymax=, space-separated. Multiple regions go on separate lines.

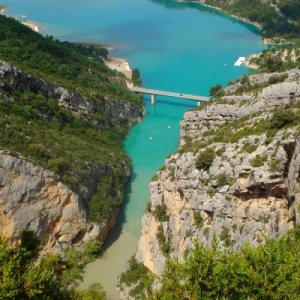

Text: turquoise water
xmin=4 ymin=0 xmax=266 ymax=298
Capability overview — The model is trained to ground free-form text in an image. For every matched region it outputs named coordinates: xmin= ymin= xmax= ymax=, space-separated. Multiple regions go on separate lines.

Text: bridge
xmin=130 ymin=86 xmax=209 ymax=105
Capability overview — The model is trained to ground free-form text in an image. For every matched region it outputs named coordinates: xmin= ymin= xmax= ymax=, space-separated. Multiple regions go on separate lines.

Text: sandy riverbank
xmin=104 ymin=56 xmax=133 ymax=82
xmin=22 ymin=20 xmax=40 ymax=32
xmin=244 ymin=54 xmax=260 ymax=69
xmin=0 ymin=6 xmax=6 ymax=14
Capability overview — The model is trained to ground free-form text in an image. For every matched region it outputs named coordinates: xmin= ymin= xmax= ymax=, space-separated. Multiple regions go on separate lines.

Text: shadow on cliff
xmin=101 ymin=172 xmax=137 ymax=251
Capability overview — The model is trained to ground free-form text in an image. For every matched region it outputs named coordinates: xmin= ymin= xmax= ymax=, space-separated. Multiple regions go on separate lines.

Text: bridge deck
xmin=130 ymin=87 xmax=209 ymax=102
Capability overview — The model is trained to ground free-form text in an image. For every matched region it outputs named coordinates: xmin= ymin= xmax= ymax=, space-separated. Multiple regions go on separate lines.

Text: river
xmin=4 ymin=0 xmax=266 ymax=298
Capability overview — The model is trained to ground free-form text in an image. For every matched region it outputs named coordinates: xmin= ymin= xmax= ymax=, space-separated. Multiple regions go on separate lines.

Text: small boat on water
xmin=234 ymin=56 xmax=246 ymax=67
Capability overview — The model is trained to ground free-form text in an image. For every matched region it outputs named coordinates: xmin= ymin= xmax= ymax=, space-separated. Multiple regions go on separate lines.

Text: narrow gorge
xmin=1 ymin=0 xmax=300 ymax=299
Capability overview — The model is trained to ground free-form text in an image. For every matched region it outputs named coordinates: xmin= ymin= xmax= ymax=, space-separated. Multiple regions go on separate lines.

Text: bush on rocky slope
xmin=154 ymin=226 xmax=300 ymax=300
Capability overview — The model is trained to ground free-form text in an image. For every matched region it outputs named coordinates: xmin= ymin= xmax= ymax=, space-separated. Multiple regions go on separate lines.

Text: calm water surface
xmin=4 ymin=0 xmax=266 ymax=298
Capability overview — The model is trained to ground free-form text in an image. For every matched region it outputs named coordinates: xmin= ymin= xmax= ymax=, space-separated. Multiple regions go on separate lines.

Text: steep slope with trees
xmin=0 ymin=15 xmax=144 ymax=252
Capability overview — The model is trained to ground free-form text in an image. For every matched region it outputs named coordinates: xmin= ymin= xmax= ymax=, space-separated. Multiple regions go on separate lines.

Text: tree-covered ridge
xmin=0 ymin=15 xmax=142 ymax=108
xmin=203 ymin=0 xmax=300 ymax=38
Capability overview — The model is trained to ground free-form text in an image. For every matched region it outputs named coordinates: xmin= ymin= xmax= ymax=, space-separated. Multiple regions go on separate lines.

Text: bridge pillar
xmin=151 ymin=94 xmax=156 ymax=105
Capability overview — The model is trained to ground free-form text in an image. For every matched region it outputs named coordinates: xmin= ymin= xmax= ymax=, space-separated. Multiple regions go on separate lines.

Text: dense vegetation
xmin=204 ymin=0 xmax=300 ymax=39
xmin=119 ymin=257 xmax=154 ymax=299
xmin=122 ymin=227 xmax=300 ymax=299
xmin=0 ymin=15 xmax=144 ymax=223
xmin=0 ymin=15 xmax=142 ymax=108
xmin=154 ymin=226 xmax=300 ymax=299
xmin=0 ymin=231 xmax=106 ymax=300
xmin=0 ymin=85 xmax=127 ymax=222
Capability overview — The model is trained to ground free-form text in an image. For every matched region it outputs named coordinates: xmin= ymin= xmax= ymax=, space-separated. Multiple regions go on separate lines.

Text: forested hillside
xmin=0 ymin=15 xmax=141 ymax=109
xmin=203 ymin=0 xmax=300 ymax=38
xmin=0 ymin=15 xmax=143 ymax=249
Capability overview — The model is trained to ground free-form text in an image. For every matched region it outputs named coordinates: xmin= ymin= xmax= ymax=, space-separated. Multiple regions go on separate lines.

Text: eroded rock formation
xmin=136 ymin=69 xmax=300 ymax=276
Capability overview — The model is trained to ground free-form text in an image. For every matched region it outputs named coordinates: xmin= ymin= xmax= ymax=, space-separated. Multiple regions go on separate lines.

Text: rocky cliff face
xmin=0 ymin=150 xmax=101 ymax=253
xmin=0 ymin=60 xmax=144 ymax=128
xmin=136 ymin=69 xmax=300 ymax=276
xmin=0 ymin=60 xmax=143 ymax=253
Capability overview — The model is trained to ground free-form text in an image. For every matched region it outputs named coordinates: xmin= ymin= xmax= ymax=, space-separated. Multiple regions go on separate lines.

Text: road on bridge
xmin=130 ymin=86 xmax=209 ymax=103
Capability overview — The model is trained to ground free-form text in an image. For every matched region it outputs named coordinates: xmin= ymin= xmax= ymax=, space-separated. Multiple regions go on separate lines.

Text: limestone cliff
xmin=0 ymin=60 xmax=144 ymax=253
xmin=0 ymin=60 xmax=143 ymax=128
xmin=0 ymin=150 xmax=101 ymax=253
xmin=136 ymin=69 xmax=300 ymax=276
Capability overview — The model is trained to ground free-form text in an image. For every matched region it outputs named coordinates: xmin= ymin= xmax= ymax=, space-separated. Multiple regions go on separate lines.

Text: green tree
xmin=0 ymin=236 xmax=77 ymax=300
xmin=209 ymin=84 xmax=224 ymax=97
xmin=154 ymin=226 xmax=300 ymax=299
xmin=196 ymin=148 xmax=215 ymax=171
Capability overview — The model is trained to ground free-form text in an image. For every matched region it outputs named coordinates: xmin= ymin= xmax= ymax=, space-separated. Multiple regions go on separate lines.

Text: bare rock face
xmin=0 ymin=60 xmax=144 ymax=128
xmin=0 ymin=150 xmax=104 ymax=253
xmin=180 ymin=70 xmax=300 ymax=144
xmin=136 ymin=69 xmax=300 ymax=276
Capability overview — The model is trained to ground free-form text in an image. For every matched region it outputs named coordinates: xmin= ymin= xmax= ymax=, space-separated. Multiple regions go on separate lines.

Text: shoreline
xmin=0 ymin=6 xmax=6 ymax=14
xmin=21 ymin=20 xmax=40 ymax=32
xmin=0 ymin=6 xmax=40 ymax=32
xmin=178 ymin=1 xmax=262 ymax=31
xmin=178 ymin=0 xmax=295 ymax=69
xmin=244 ymin=54 xmax=260 ymax=70
xmin=178 ymin=0 xmax=290 ymax=46
xmin=104 ymin=56 xmax=133 ymax=85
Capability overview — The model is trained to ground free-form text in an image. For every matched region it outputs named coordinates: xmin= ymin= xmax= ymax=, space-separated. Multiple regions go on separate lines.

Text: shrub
xmin=132 ymin=68 xmax=142 ymax=86
xmin=268 ymin=74 xmax=288 ymax=84
xmin=80 ymin=283 xmax=106 ymax=300
xmin=156 ymin=225 xmax=171 ymax=256
xmin=193 ymin=211 xmax=203 ymax=228
xmin=209 ymin=84 xmax=224 ymax=97
xmin=153 ymin=204 xmax=169 ymax=222
xmin=240 ymin=75 xmax=249 ymax=85
xmin=270 ymin=109 xmax=296 ymax=129
xmin=119 ymin=257 xmax=154 ymax=299
xmin=196 ymin=148 xmax=215 ymax=171
xmin=155 ymin=226 xmax=300 ymax=300
xmin=47 ymin=157 xmax=69 ymax=174
xmin=215 ymin=173 xmax=231 ymax=187
xmin=0 ymin=234 xmax=82 ymax=299
xmin=83 ymin=240 xmax=103 ymax=262
xmin=242 ymin=142 xmax=258 ymax=153
xmin=251 ymin=155 xmax=267 ymax=167
xmin=19 ymin=229 xmax=40 ymax=256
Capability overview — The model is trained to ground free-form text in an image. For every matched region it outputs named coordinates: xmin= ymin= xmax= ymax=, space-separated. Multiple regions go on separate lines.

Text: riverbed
xmin=4 ymin=0 xmax=266 ymax=298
